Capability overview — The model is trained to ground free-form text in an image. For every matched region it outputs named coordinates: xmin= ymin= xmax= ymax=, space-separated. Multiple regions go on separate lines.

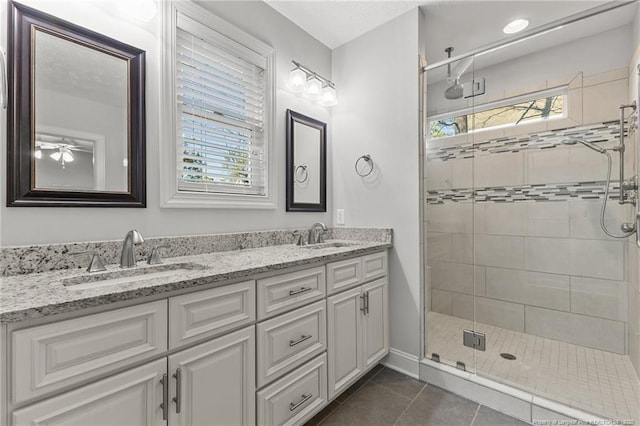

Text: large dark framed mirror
xmin=7 ymin=1 xmax=146 ymax=207
xmin=286 ymin=109 xmax=326 ymax=212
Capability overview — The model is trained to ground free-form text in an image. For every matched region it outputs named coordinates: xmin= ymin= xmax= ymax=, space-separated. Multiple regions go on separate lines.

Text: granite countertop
xmin=0 ymin=239 xmax=391 ymax=323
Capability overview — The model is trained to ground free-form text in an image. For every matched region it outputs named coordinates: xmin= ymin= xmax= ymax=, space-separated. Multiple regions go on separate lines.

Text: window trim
xmin=160 ymin=0 xmax=276 ymax=209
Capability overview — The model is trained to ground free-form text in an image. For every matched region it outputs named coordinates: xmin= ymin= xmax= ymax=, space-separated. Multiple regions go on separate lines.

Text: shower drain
xmin=500 ymin=353 xmax=517 ymax=360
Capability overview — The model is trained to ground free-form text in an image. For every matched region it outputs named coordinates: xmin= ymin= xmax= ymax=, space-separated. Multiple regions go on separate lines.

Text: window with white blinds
xmin=175 ymin=12 xmax=270 ymax=197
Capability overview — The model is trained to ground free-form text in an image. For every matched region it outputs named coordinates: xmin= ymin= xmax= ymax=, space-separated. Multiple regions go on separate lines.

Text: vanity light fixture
xmin=287 ymin=66 xmax=307 ymax=93
xmin=304 ymin=75 xmax=323 ymax=101
xmin=503 ymin=18 xmax=529 ymax=34
xmin=287 ymin=60 xmax=338 ymax=107
xmin=320 ymin=83 xmax=338 ymax=107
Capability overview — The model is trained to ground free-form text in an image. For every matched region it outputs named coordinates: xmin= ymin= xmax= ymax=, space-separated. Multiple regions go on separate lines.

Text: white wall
xmin=332 ymin=9 xmax=423 ymax=360
xmin=0 ymin=0 xmax=332 ymax=246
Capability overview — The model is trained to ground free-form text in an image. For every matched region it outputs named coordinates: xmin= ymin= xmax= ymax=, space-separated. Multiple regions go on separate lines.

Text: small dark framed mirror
xmin=7 ymin=1 xmax=146 ymax=207
xmin=286 ymin=110 xmax=326 ymax=212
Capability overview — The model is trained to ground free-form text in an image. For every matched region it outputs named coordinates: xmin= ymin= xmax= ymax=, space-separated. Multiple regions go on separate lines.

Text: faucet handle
xmin=71 ymin=251 xmax=107 ymax=273
xmin=147 ymin=245 xmax=170 ymax=265
xmin=292 ymin=231 xmax=307 ymax=246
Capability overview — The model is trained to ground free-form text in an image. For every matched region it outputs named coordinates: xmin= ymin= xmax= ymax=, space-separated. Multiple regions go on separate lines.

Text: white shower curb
xmin=419 ymin=358 xmax=612 ymax=424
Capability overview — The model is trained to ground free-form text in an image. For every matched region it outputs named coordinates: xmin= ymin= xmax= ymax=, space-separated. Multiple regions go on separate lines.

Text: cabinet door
xmin=168 ymin=326 xmax=255 ymax=426
xmin=327 ymin=287 xmax=363 ymax=400
xmin=362 ymin=279 xmax=389 ymax=370
xmin=12 ymin=359 xmax=165 ymax=426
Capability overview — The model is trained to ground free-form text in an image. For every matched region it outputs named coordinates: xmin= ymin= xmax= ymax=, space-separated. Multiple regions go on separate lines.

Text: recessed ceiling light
xmin=503 ymin=18 xmax=529 ymax=34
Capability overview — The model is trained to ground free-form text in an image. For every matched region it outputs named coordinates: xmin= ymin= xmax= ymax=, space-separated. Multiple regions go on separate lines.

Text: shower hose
xmin=600 ymin=149 xmax=634 ymax=239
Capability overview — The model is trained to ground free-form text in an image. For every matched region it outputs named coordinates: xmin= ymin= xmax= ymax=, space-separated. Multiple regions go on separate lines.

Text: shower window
xmin=429 ymin=90 xmax=566 ymax=139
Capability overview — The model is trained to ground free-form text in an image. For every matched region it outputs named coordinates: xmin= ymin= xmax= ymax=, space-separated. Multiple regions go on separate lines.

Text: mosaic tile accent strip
xmin=426 ymin=121 xmax=627 ymax=161
xmin=427 ymin=181 xmax=619 ymax=204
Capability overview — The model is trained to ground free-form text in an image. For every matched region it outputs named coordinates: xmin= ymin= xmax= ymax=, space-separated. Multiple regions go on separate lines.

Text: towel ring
xmin=295 ymin=165 xmax=309 ymax=183
xmin=355 ymin=154 xmax=374 ymax=177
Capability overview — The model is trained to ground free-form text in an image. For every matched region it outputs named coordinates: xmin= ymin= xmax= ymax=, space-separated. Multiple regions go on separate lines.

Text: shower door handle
xmin=636 ymin=212 xmax=640 ymax=248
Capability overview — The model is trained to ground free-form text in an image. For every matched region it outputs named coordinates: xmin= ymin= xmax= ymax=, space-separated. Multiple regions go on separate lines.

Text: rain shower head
xmin=561 ymin=137 xmax=606 ymax=154
xmin=444 ymin=80 xmax=464 ymax=100
xmin=443 ymin=47 xmax=471 ymax=100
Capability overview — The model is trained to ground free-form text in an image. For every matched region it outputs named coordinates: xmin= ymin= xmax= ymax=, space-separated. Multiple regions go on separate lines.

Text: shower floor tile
xmin=426 ymin=311 xmax=640 ymax=422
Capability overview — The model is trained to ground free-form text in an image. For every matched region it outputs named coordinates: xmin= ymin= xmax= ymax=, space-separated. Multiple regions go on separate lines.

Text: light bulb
xmin=503 ymin=18 xmax=529 ymax=34
xmin=50 ymin=151 xmax=62 ymax=162
xmin=287 ymin=67 xmax=307 ymax=93
xmin=62 ymin=151 xmax=74 ymax=163
xmin=304 ymin=75 xmax=323 ymax=101
xmin=34 ymin=150 xmax=42 ymax=159
xmin=320 ymin=85 xmax=337 ymax=107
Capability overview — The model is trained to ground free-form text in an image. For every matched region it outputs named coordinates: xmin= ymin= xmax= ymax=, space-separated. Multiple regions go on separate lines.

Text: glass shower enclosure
xmin=423 ymin=2 xmax=640 ymax=421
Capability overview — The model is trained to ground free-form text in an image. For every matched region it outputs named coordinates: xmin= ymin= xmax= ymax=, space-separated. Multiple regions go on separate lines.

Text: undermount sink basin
xmin=304 ymin=242 xmax=357 ymax=250
xmin=63 ymin=262 xmax=207 ymax=290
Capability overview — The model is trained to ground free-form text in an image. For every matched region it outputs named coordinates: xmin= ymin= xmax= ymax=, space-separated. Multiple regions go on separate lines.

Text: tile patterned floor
xmin=305 ymin=365 xmax=529 ymax=426
xmin=426 ymin=311 xmax=640 ymax=422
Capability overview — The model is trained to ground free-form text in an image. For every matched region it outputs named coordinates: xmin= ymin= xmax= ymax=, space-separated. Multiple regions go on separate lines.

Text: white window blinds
xmin=175 ymin=13 xmax=267 ymax=196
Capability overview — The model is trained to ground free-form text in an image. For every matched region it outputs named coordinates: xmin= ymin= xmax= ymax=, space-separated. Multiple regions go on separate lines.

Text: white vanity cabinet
xmin=11 ymin=326 xmax=255 ymax=426
xmin=3 ymin=248 xmax=389 ymax=426
xmin=326 ymin=253 xmax=389 ymax=400
xmin=7 ymin=288 xmax=256 ymax=426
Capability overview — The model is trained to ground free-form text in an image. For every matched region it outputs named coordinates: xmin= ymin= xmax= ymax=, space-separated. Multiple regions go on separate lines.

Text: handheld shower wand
xmin=561 ymin=137 xmax=635 ymax=238
xmin=560 ymin=137 xmax=606 ymax=153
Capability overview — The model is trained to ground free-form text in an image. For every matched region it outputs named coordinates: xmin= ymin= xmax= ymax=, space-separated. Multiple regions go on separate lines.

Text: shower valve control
xmin=622 ymin=175 xmax=638 ymax=191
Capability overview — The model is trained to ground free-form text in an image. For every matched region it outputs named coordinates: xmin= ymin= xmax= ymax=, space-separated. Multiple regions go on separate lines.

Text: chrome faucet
xmin=308 ymin=222 xmax=328 ymax=244
xmin=120 ymin=229 xmax=144 ymax=268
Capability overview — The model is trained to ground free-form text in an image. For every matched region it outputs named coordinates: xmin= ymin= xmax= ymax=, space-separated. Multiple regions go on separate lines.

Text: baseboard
xmin=419 ymin=358 xmax=610 ymax=424
xmin=382 ymin=348 xmax=420 ymax=379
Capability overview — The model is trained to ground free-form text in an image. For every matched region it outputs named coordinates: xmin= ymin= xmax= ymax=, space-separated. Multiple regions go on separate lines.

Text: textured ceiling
xmin=34 ymin=28 xmax=128 ymax=108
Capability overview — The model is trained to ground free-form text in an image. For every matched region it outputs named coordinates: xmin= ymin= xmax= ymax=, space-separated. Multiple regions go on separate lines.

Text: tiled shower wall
xmin=627 ymin=42 xmax=640 ymax=376
xmin=426 ymin=68 xmax=633 ymax=355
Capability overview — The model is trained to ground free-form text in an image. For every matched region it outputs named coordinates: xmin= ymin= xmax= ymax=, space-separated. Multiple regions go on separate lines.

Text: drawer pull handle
xmin=289 ymin=334 xmax=312 ymax=347
xmin=160 ymin=373 xmax=168 ymax=421
xmin=289 ymin=287 xmax=312 ymax=296
xmin=289 ymin=394 xmax=312 ymax=411
xmin=173 ymin=368 xmax=182 ymax=414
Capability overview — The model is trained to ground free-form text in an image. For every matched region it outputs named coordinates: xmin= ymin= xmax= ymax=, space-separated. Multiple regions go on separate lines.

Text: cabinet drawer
xmin=257 ymin=300 xmax=326 ymax=387
xmin=326 ymin=257 xmax=362 ymax=295
xmin=11 ymin=300 xmax=167 ymax=405
xmin=169 ymin=280 xmax=255 ymax=349
xmin=257 ymin=354 xmax=327 ymax=426
xmin=362 ymin=251 xmax=388 ymax=282
xmin=257 ymin=266 xmax=325 ymax=320
xmin=12 ymin=359 xmax=165 ymax=426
